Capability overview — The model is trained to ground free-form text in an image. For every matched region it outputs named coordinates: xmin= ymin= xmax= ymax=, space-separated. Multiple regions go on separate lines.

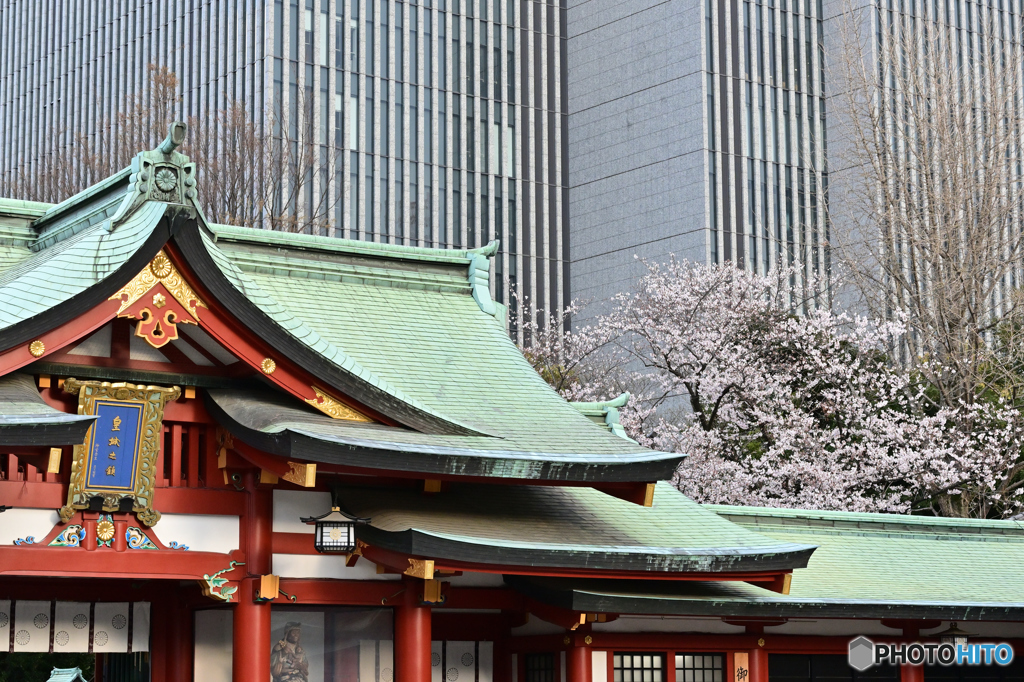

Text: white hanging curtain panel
xmin=0 ymin=600 xmax=150 ymax=653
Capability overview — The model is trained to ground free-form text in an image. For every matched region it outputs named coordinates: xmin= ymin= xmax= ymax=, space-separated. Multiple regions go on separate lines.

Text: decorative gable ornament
xmin=109 ymin=121 xmax=205 ymax=227
xmin=109 ymin=249 xmax=208 ymax=348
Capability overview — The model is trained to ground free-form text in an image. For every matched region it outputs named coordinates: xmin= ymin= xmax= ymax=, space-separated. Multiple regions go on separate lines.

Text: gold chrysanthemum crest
xmin=110 ymin=249 xmax=208 ymax=316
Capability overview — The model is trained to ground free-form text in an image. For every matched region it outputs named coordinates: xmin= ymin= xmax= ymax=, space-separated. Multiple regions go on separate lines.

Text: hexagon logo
xmin=848 ymin=637 xmax=875 ymax=671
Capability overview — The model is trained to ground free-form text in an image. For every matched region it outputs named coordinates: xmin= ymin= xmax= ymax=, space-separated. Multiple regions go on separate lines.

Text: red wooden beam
xmin=0 ymin=480 xmax=246 ymax=514
xmin=0 ymin=545 xmax=245 ymax=581
xmin=438 ymin=587 xmax=523 ymax=611
xmin=233 ymin=441 xmax=298 ymax=480
xmin=273 ymin=531 xmax=316 ymax=554
xmin=277 ymin=579 xmax=403 ymax=605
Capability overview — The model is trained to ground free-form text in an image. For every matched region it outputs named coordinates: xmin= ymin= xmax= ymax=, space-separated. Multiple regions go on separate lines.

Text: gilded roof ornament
xmin=109 ymin=250 xmax=208 ymax=349
xmin=305 ymin=386 xmax=372 ymax=422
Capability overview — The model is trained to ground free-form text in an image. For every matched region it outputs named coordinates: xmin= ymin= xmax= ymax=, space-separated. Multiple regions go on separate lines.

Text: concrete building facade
xmin=0 ymin=0 xmax=569 ymax=325
xmin=566 ymin=0 xmax=830 ymax=308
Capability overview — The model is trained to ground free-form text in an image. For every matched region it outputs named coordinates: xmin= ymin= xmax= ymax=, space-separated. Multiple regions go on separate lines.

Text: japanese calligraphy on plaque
xmin=60 ymin=379 xmax=181 ymax=527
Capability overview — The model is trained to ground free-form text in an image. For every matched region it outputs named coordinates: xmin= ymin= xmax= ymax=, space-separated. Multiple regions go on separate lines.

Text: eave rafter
xmin=0 ymin=243 xmax=380 ymax=426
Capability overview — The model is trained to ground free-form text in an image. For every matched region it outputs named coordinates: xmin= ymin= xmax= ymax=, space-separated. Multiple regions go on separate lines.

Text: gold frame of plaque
xmin=59 ymin=379 xmax=180 ymax=527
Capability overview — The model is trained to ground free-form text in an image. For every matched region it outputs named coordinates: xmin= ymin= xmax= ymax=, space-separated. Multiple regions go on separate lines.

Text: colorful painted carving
xmin=200 ymin=561 xmax=244 ymax=602
xmin=13 ymin=536 xmax=36 ymax=545
xmin=49 ymin=526 xmax=86 ymax=547
xmin=125 ymin=527 xmax=158 ymax=550
xmin=167 ymin=541 xmax=190 ymax=551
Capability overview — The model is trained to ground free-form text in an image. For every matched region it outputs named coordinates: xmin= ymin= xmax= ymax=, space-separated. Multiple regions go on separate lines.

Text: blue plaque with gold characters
xmin=60 ymin=379 xmax=181 ymax=527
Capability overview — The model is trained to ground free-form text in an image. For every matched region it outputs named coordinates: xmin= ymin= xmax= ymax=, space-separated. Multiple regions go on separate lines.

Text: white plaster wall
xmin=444 ymin=572 xmax=506 ymax=587
xmin=0 ymin=508 xmax=58 ymax=544
xmin=592 ymin=650 xmax=608 ymax=682
xmin=272 ymin=553 xmax=400 ymax=580
xmin=273 ymin=489 xmax=332 ymax=533
xmin=151 ymin=513 xmax=239 ymax=553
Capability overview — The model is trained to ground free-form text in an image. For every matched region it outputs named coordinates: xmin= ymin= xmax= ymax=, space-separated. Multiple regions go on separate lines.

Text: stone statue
xmin=271 ymin=622 xmax=310 ymax=682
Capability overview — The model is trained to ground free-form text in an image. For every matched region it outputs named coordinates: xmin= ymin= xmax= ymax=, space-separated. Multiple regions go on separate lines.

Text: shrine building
xmin=0 ymin=126 xmax=1022 ymax=682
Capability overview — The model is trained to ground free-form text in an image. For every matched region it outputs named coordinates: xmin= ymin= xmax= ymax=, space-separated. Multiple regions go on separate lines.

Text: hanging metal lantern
xmin=300 ymin=506 xmax=369 ymax=554
xmin=936 ymin=622 xmax=973 ymax=647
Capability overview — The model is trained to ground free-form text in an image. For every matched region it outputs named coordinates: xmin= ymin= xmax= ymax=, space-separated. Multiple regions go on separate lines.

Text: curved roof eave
xmin=205 ymin=389 xmax=685 ymax=482
xmin=0 ymin=373 xmax=95 ymax=446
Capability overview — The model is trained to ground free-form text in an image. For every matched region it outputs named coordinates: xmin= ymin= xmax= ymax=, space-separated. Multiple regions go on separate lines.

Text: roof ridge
xmin=31 ymin=167 xmax=131 ymax=233
xmin=707 ymin=504 xmax=1024 ymax=534
xmin=225 ymin=249 xmax=471 ymax=294
xmin=210 ymin=222 xmax=496 ymax=265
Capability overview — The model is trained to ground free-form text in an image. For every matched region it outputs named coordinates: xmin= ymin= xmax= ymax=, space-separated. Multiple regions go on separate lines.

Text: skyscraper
xmin=566 ymin=0 xmax=829 ymax=307
xmin=0 ymin=0 xmax=569 ymax=326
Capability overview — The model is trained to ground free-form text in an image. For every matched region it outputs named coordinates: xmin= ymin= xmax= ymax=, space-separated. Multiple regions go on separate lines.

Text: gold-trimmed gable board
xmin=305 ymin=386 xmax=373 ymax=422
xmin=60 ymin=379 xmax=180 ymax=527
xmin=109 ymin=250 xmax=208 ymax=349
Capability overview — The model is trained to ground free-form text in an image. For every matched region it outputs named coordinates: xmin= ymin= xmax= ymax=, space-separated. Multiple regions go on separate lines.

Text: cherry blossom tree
xmin=522 ymin=260 xmax=1024 ymax=518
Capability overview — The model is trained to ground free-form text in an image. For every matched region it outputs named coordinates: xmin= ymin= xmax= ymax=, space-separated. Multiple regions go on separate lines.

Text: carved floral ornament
xmin=109 ymin=250 xmax=207 ymax=349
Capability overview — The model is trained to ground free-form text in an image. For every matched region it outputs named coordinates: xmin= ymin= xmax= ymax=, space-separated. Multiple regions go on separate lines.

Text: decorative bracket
xmin=304 ymin=386 xmax=372 ymax=422
xmin=405 ymin=558 xmax=435 ymax=580
xmin=200 ymin=560 xmax=245 ymax=602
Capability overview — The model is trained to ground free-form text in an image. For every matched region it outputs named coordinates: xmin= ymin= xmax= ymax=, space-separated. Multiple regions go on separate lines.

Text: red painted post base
xmin=234 ymin=580 xmax=271 ymax=682
xmin=395 ymin=577 xmax=432 ymax=682
xmin=901 ymin=665 xmax=924 ymax=682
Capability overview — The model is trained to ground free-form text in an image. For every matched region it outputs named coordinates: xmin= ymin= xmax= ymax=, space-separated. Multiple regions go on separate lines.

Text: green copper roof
xmin=206 ymin=388 xmax=680 ymax=481
xmin=0 ymin=136 xmax=682 ymax=481
xmin=0 ymin=200 xmax=164 ymax=332
xmin=345 ymin=482 xmax=815 ymax=573
xmin=0 ymin=373 xmax=95 ymax=445
xmin=508 ymin=506 xmax=1024 ymax=620
xmin=207 ymin=228 xmax=661 ymax=460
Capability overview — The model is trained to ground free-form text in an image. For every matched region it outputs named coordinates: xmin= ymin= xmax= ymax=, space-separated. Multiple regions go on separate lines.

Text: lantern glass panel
xmin=315 ymin=520 xmax=355 ymax=553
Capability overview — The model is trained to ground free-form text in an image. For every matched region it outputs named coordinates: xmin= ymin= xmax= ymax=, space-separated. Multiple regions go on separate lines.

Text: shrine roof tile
xmin=206 ymin=233 xmax=661 ymax=461
xmin=205 ymin=388 xmax=680 ymax=481
xmin=506 ymin=506 xmax=1024 ymax=620
xmin=0 ymin=373 xmax=95 ymax=445
xmin=342 ymin=482 xmax=815 ymax=573
xmin=0 ymin=200 xmax=166 ymax=332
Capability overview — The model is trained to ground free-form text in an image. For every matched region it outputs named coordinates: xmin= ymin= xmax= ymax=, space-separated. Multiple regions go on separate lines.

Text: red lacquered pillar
xmin=567 ymin=636 xmax=592 ymax=682
xmin=395 ymin=577 xmax=432 ymax=682
xmin=233 ymin=471 xmax=272 ymax=682
xmin=747 ymin=648 xmax=768 ymax=682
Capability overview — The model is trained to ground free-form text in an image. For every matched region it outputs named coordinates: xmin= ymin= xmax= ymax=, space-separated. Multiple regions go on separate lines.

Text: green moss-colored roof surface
xmin=509 ymin=506 xmax=1024 ymax=620
xmin=712 ymin=505 xmax=1024 ymax=606
xmin=207 ymin=225 xmax=666 ymax=458
xmin=345 ymin=482 xmax=815 ymax=573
